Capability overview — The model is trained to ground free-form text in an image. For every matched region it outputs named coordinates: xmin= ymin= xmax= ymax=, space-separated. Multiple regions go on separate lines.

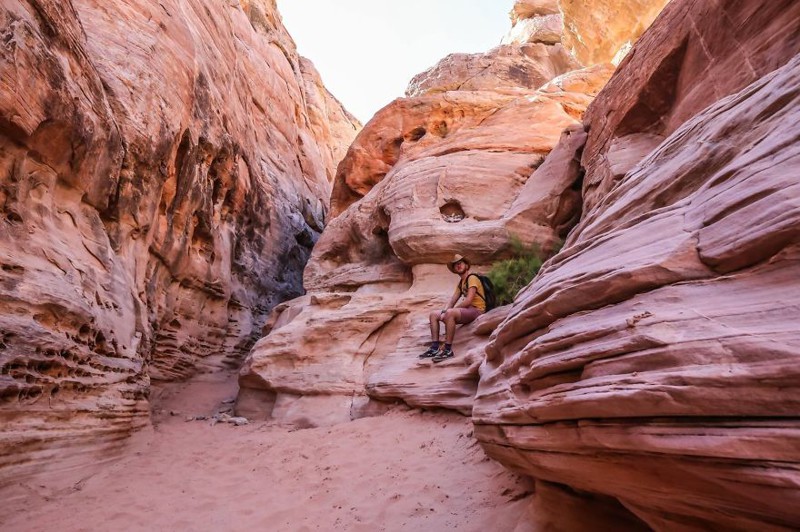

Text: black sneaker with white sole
xmin=432 ymin=347 xmax=454 ymax=363
xmin=419 ymin=346 xmax=440 ymax=358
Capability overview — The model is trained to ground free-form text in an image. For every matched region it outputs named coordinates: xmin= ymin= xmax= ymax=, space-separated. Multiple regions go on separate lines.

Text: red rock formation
xmin=0 ymin=0 xmax=358 ymax=483
xmin=334 ymin=38 xmax=584 ymax=218
xmin=240 ymin=16 xmax=612 ymax=426
xmin=405 ymin=43 xmax=578 ymax=98
xmin=475 ymin=0 xmax=800 ymax=528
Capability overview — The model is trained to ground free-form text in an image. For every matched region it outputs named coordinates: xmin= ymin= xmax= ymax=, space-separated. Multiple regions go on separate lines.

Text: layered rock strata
xmin=239 ymin=17 xmax=613 ymax=424
xmin=0 ymin=0 xmax=358 ymax=483
xmin=475 ymin=0 xmax=800 ymax=528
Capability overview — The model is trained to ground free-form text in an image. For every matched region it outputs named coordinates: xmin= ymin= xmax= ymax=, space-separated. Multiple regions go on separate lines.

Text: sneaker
xmin=419 ymin=346 xmax=440 ymax=358
xmin=432 ymin=347 xmax=454 ymax=363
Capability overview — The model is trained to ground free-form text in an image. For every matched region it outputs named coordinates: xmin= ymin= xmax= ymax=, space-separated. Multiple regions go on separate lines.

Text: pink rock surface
xmin=475 ymin=0 xmax=800 ymax=528
xmin=0 ymin=0 xmax=357 ymax=483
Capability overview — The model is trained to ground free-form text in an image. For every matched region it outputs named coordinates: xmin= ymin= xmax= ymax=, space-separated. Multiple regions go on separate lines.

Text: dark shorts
xmin=456 ymin=307 xmax=482 ymax=324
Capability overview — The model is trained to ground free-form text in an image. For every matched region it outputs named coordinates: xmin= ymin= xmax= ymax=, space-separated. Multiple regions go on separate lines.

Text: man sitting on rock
xmin=420 ymin=254 xmax=486 ymax=363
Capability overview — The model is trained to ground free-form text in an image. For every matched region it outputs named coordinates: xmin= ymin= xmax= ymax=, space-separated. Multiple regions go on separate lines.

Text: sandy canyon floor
xmin=1 ymin=372 xmax=532 ymax=531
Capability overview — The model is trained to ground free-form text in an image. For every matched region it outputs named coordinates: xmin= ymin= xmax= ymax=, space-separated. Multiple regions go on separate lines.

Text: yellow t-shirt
xmin=453 ymin=275 xmax=486 ymax=312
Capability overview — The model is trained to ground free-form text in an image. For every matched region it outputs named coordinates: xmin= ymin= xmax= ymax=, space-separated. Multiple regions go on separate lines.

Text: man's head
xmin=447 ymin=254 xmax=470 ymax=274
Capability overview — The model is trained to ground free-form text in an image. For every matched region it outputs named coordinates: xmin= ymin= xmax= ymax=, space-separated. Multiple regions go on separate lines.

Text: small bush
xmin=486 ymin=238 xmax=544 ymax=306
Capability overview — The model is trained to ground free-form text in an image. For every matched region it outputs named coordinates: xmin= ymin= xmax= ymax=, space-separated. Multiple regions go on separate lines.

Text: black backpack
xmin=468 ymin=273 xmax=497 ymax=311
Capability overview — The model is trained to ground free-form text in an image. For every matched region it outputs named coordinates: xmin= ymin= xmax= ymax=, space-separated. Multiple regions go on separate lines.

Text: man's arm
xmin=439 ymin=290 xmax=461 ymax=319
xmin=456 ymin=287 xmax=477 ymax=308
xmin=447 ymin=291 xmax=460 ymax=308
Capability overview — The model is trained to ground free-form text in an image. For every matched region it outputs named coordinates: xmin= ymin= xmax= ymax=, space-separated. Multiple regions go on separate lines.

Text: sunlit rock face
xmin=340 ymin=36 xmax=584 ymax=216
xmin=502 ymin=0 xmax=563 ymax=46
xmin=560 ymin=0 xmax=669 ymax=65
xmin=404 ymin=0 xmax=579 ymax=99
xmin=0 ymin=0 xmax=358 ymax=483
xmin=239 ymin=15 xmax=614 ymax=427
xmin=475 ymin=0 xmax=800 ymax=528
xmin=405 ymin=44 xmax=578 ymax=99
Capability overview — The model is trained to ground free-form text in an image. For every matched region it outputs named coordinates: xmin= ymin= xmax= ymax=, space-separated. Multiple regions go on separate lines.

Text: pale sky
xmin=277 ymin=0 xmax=517 ymax=124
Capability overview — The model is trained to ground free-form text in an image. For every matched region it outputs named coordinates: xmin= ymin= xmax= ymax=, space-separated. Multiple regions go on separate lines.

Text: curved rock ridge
xmin=475 ymin=0 xmax=800 ymax=528
xmin=0 ymin=0 xmax=358 ymax=483
xmin=239 ymin=55 xmax=614 ymax=426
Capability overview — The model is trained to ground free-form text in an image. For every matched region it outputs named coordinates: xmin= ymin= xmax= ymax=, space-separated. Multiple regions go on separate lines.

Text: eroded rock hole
xmin=440 ymin=200 xmax=465 ymax=223
xmin=406 ymin=126 xmax=426 ymax=142
xmin=295 ymin=228 xmax=315 ymax=248
xmin=431 ymin=121 xmax=449 ymax=137
xmin=0 ymin=386 xmax=19 ymax=402
xmin=616 ymin=37 xmax=688 ymax=136
xmin=363 ymin=207 xmax=392 ymax=263
xmin=209 ymin=150 xmax=231 ymax=206
xmin=372 ymin=206 xmax=390 ymax=236
xmin=1 ymin=263 xmax=24 ymax=273
xmin=191 ymin=215 xmax=215 ymax=260
xmin=382 ymin=137 xmax=404 ymax=161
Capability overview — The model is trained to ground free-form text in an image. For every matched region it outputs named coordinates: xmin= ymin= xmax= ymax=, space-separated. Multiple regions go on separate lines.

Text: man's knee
xmin=444 ymin=309 xmax=459 ymax=321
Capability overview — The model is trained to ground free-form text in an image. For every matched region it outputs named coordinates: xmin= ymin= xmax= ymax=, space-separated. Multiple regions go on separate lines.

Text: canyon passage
xmin=2 ymin=0 xmax=799 ymax=530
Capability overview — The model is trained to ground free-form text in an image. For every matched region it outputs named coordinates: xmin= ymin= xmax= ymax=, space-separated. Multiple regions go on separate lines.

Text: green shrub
xmin=486 ymin=238 xmax=544 ymax=306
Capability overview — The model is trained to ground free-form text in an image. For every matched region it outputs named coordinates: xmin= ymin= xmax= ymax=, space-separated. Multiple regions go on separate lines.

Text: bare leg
xmin=444 ymin=309 xmax=460 ymax=344
xmin=429 ymin=311 xmax=441 ymax=342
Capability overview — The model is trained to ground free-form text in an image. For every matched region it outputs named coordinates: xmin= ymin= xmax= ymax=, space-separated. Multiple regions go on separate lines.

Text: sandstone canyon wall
xmin=6 ymin=0 xmax=798 ymax=528
xmin=475 ymin=0 xmax=800 ymax=529
xmin=0 ymin=0 xmax=358 ymax=483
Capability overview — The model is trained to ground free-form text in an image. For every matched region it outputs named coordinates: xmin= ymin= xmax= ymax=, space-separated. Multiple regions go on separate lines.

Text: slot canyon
xmin=1 ymin=0 xmax=799 ymax=530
